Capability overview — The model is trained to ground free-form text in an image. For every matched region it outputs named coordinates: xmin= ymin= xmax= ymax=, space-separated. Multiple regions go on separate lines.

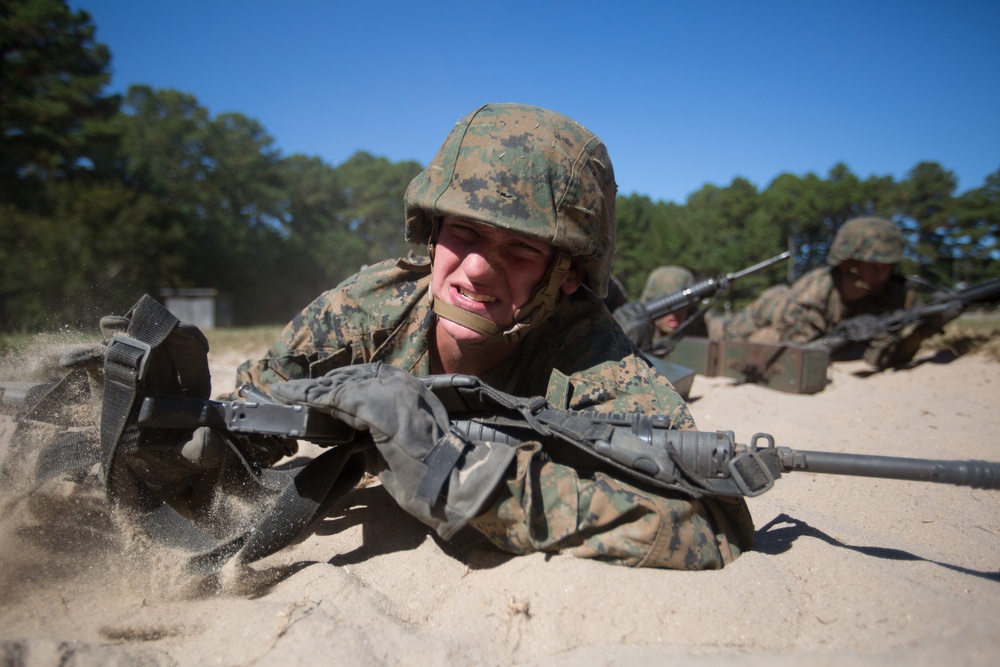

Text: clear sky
xmin=69 ymin=0 xmax=1000 ymax=205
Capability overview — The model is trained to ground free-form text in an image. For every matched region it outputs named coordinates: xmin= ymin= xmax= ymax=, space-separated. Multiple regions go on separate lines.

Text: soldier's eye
xmin=446 ymin=224 xmax=478 ymax=241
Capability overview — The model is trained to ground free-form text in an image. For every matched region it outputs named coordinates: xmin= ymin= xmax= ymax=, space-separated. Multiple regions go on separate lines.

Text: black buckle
xmin=105 ymin=335 xmax=153 ymax=382
xmin=726 ymin=433 xmax=776 ymax=497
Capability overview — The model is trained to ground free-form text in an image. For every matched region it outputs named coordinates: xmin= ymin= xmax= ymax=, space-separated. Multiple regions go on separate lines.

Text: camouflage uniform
xmin=721 ymin=216 xmax=907 ymax=344
xmin=238 ymin=257 xmax=751 ymax=568
xmin=238 ymin=257 xmax=692 ymax=417
xmin=239 ymin=104 xmax=752 ymax=569
xmin=721 ymin=266 xmax=907 ymax=343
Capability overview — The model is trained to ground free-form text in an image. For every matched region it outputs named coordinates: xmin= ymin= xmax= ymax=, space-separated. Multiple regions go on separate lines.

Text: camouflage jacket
xmin=722 ymin=265 xmax=907 ymax=343
xmin=238 ymin=256 xmax=694 ymax=429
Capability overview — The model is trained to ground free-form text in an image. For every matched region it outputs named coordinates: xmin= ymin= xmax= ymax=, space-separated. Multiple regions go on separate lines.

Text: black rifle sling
xmin=100 ymin=295 xmax=364 ymax=571
xmin=421 ymin=374 xmax=780 ymax=498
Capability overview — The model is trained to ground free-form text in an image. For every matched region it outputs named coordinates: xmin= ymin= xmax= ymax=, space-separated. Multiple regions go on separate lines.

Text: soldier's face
xmin=655 ymin=308 xmax=689 ymax=335
xmin=855 ymin=261 xmax=893 ymax=293
xmin=431 ymin=217 xmax=555 ymax=344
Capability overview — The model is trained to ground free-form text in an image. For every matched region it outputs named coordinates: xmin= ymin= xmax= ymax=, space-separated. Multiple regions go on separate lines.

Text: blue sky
xmin=69 ymin=1 xmax=999 ymax=205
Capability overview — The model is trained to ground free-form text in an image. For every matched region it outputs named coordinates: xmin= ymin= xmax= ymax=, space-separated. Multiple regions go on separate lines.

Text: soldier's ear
xmin=559 ymin=260 xmax=585 ymax=295
xmin=427 ymin=216 xmax=441 ymax=261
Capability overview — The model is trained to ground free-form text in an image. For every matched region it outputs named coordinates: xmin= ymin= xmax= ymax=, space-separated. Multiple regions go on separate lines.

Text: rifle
xmin=132 ymin=380 xmax=1000 ymax=498
xmin=12 ymin=342 xmax=999 ymax=572
xmin=813 ymin=275 xmax=1000 ymax=365
xmin=615 ymin=251 xmax=791 ymax=354
xmin=641 ymin=251 xmax=791 ymax=322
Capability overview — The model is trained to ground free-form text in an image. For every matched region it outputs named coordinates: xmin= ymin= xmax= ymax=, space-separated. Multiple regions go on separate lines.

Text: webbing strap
xmin=415 ymin=431 xmax=467 ymax=505
xmin=97 ymin=294 xmax=366 ymax=571
xmin=422 ymin=374 xmax=782 ymax=499
xmin=34 ymin=431 xmax=101 ymax=484
xmin=728 ymin=447 xmax=782 ymax=497
xmin=102 ymin=296 xmax=176 ymax=511
xmin=432 ymin=300 xmax=501 ymax=337
xmin=422 ymin=375 xmax=705 ymax=494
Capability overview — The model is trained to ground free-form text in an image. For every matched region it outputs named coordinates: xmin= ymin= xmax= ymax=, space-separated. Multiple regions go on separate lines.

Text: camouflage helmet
xmin=404 ymin=103 xmax=617 ymax=297
xmin=826 ymin=216 xmax=903 ymax=266
xmin=640 ymin=266 xmax=694 ymax=302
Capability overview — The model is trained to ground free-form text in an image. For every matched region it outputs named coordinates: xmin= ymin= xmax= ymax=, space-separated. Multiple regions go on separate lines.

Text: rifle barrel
xmin=780 ymin=448 xmax=1000 ymax=490
xmin=726 ymin=250 xmax=792 ymax=281
xmin=954 ymin=276 xmax=1000 ymax=305
xmin=640 ymin=251 xmax=792 ymax=321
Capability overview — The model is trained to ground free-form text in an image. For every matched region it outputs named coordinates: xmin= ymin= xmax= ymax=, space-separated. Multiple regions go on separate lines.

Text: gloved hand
xmin=270 ymin=363 xmax=517 ymax=539
xmin=613 ymin=301 xmax=655 ymax=350
xmin=864 ymin=303 xmax=962 ymax=370
xmin=838 ymin=313 xmax=888 ymax=342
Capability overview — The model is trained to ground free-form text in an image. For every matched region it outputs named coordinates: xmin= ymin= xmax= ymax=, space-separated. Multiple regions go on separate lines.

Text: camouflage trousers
xmin=468 ymin=443 xmax=754 ymax=569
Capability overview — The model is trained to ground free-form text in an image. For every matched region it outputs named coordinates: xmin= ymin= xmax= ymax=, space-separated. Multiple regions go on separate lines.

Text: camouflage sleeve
xmin=772 ymin=268 xmax=837 ymax=343
xmin=545 ymin=357 xmax=696 ymax=430
xmin=535 ymin=292 xmax=696 ymax=430
xmin=721 ymin=284 xmax=790 ymax=341
xmin=235 ymin=259 xmax=425 ymax=393
xmin=235 ymin=293 xmax=356 ymax=393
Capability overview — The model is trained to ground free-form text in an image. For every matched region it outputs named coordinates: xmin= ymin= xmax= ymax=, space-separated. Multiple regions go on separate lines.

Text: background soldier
xmin=615 ymin=265 xmax=709 ymax=352
xmin=238 ymin=103 xmax=752 ymax=569
xmin=719 ymin=216 xmax=943 ymax=368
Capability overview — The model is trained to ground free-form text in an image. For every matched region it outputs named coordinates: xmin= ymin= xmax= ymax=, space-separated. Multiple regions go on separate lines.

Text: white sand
xmin=1 ymin=346 xmax=997 ymax=666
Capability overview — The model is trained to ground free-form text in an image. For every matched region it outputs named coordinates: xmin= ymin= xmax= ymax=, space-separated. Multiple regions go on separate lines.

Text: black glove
xmin=838 ymin=313 xmax=888 ymax=342
xmin=613 ymin=301 xmax=655 ymax=350
xmin=270 ymin=363 xmax=517 ymax=539
xmin=863 ymin=302 xmax=962 ymax=370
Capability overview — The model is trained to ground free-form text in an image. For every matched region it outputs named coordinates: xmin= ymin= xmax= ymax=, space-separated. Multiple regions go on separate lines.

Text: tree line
xmin=2 ymin=0 xmax=998 ymax=334
xmin=613 ymin=161 xmax=1000 ymax=309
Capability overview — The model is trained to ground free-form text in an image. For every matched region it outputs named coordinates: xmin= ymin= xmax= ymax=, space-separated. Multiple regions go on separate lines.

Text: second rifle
xmin=640 ymin=250 xmax=791 ymax=321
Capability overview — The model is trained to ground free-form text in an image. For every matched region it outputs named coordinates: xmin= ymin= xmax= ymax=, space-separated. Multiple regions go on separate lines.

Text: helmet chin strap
xmin=431 ymin=252 xmax=573 ymax=347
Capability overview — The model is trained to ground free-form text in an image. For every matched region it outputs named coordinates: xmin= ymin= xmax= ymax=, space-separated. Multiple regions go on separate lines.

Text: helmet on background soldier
xmin=826 ymin=216 xmax=904 ymax=267
xmin=640 ymin=266 xmax=695 ymax=302
xmin=403 ymin=103 xmax=617 ymax=343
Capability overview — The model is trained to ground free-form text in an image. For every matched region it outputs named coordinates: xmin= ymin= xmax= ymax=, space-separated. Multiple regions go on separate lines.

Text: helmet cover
xmin=827 ymin=216 xmax=903 ymax=266
xmin=640 ymin=266 xmax=694 ymax=302
xmin=405 ymin=103 xmax=617 ymax=297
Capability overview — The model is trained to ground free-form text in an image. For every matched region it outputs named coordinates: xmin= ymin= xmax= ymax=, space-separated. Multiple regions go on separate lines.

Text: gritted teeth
xmin=458 ymin=287 xmax=496 ymax=303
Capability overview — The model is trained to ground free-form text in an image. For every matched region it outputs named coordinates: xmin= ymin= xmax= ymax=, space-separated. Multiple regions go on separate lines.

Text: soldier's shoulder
xmin=550 ymin=287 xmax=634 ymax=354
xmin=297 ymin=258 xmax=431 ymax=329
xmin=788 ymin=265 xmax=834 ymax=296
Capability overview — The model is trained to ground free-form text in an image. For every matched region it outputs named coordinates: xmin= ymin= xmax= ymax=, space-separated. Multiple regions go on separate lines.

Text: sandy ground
xmin=0 ymin=342 xmax=998 ymax=666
